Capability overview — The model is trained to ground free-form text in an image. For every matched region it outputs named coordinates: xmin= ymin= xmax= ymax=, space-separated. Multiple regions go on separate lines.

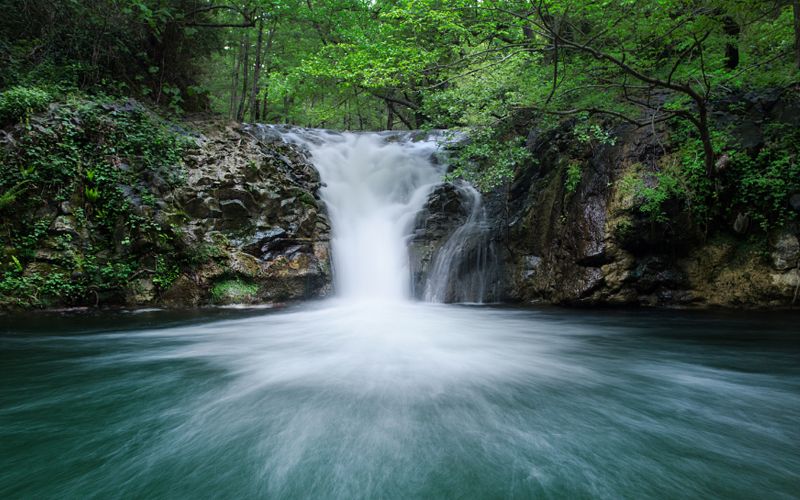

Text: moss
xmin=210 ymin=279 xmax=259 ymax=304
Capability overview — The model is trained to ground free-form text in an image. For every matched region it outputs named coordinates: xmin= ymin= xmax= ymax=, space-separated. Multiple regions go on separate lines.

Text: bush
xmin=564 ymin=161 xmax=583 ymax=194
xmin=0 ymin=86 xmax=52 ymax=124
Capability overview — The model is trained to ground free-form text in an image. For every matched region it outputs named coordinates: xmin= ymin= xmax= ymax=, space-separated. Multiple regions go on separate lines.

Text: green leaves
xmin=447 ymin=128 xmax=533 ymax=191
xmin=0 ymin=86 xmax=52 ymax=125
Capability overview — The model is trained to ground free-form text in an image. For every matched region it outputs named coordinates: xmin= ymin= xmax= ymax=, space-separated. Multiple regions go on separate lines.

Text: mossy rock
xmin=210 ymin=279 xmax=259 ymax=304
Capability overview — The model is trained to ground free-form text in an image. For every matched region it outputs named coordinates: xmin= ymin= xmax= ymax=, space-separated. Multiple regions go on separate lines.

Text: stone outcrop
xmin=161 ymin=120 xmax=332 ymax=306
xmin=490 ymin=92 xmax=800 ymax=308
xmin=0 ymin=110 xmax=331 ymax=309
xmin=408 ymin=182 xmax=473 ymax=297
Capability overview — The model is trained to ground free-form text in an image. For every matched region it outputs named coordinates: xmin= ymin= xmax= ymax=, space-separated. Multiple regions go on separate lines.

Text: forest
xmin=3 ymin=0 xmax=800 ymax=196
xmin=1 ymin=0 xmax=800 ymax=308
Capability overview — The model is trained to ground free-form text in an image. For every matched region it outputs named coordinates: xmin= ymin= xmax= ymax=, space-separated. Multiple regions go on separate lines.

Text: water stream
xmin=277 ymin=127 xmax=445 ymax=301
xmin=1 ymin=129 xmax=799 ymax=498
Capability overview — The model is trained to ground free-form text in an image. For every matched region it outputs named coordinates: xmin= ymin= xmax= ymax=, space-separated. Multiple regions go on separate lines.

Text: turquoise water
xmin=2 ymin=303 xmax=799 ymax=498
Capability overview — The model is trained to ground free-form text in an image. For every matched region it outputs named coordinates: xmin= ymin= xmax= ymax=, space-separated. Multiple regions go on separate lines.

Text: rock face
xmin=0 ymin=110 xmax=331 ymax=309
xmin=409 ymin=183 xmax=473 ymax=297
xmin=490 ymin=96 xmax=800 ymax=308
xmin=161 ymin=120 xmax=332 ymax=306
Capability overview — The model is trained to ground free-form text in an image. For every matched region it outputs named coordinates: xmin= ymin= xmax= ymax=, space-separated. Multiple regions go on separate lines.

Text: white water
xmin=422 ymin=181 xmax=498 ymax=303
xmin=275 ymin=127 xmax=453 ymax=301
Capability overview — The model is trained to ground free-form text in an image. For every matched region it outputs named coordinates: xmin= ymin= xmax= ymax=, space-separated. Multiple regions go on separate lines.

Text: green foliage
xmin=724 ymin=123 xmax=800 ymax=231
xmin=0 ymin=0 xmax=220 ymax=110
xmin=564 ymin=161 xmax=582 ymax=194
xmin=0 ymin=271 xmax=82 ymax=308
xmin=447 ymin=128 xmax=533 ymax=191
xmin=211 ymin=279 xmax=259 ymax=304
xmin=574 ymin=120 xmax=617 ymax=147
xmin=620 ymin=167 xmax=686 ymax=224
xmin=0 ymin=86 xmax=52 ymax=124
xmin=0 ymin=95 xmax=190 ymax=307
xmin=84 ymin=186 xmax=100 ymax=203
xmin=152 ymin=256 xmax=180 ymax=290
xmin=0 ymin=180 xmax=30 ymax=210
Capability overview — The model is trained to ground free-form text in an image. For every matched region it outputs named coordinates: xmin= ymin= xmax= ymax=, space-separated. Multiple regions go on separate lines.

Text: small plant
xmin=84 ymin=186 xmax=100 ymax=203
xmin=574 ymin=119 xmax=617 ymax=147
xmin=619 ymin=168 xmax=686 ymax=223
xmin=10 ymin=255 xmax=23 ymax=272
xmin=152 ymin=256 xmax=180 ymax=290
xmin=211 ymin=279 xmax=259 ymax=304
xmin=0 ymin=180 xmax=30 ymax=210
xmin=0 ymin=86 xmax=52 ymax=124
xmin=565 ymin=161 xmax=582 ymax=194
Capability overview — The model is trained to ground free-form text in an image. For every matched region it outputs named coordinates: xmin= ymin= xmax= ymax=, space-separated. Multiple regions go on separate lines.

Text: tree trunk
xmin=236 ymin=31 xmax=250 ymax=121
xmin=229 ymin=35 xmax=241 ymax=119
xmin=698 ymin=103 xmax=716 ymax=177
xmin=249 ymin=15 xmax=264 ymax=122
xmin=794 ymin=0 xmax=800 ymax=70
xmin=386 ymin=100 xmax=394 ymax=130
xmin=260 ymin=27 xmax=275 ymax=121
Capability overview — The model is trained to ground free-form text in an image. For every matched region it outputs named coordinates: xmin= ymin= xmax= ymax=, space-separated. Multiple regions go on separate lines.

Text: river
xmin=2 ymin=304 xmax=799 ymax=497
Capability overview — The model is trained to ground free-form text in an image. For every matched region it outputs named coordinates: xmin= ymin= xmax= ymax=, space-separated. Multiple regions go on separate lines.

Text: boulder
xmin=771 ymin=233 xmax=799 ymax=271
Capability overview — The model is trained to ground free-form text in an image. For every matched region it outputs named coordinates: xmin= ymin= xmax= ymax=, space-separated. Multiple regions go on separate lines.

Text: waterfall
xmin=422 ymin=182 xmax=499 ymax=303
xmin=251 ymin=125 xmax=496 ymax=303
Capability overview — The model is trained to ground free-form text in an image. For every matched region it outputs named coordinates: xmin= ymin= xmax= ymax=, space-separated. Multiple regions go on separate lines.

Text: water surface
xmin=2 ymin=303 xmax=799 ymax=498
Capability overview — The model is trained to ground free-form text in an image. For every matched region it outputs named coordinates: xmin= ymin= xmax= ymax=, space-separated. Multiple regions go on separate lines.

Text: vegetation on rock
xmin=1 ymin=0 xmax=799 ymax=308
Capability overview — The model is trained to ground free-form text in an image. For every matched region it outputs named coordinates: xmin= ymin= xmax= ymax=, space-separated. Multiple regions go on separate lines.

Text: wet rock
xmin=790 ymin=193 xmax=800 ymax=213
xmin=162 ymin=275 xmax=203 ymax=307
xmin=126 ymin=278 xmax=156 ymax=305
xmin=219 ymin=199 xmax=250 ymax=220
xmin=49 ymin=215 xmax=88 ymax=240
xmin=771 ymin=233 xmax=799 ymax=271
xmin=183 ymin=197 xmax=219 ymax=218
xmin=521 ymin=255 xmax=542 ymax=279
xmin=733 ymin=213 xmax=750 ymax=234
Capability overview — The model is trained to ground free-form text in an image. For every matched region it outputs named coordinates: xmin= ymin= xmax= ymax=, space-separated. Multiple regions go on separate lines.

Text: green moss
xmin=211 ymin=279 xmax=259 ymax=304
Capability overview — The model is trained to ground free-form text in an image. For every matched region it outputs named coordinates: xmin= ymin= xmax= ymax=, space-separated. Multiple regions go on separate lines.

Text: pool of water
xmin=2 ymin=302 xmax=799 ymax=498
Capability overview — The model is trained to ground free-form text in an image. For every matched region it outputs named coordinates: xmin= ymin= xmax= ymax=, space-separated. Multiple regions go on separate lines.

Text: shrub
xmin=564 ymin=161 xmax=582 ymax=194
xmin=0 ymin=86 xmax=52 ymax=124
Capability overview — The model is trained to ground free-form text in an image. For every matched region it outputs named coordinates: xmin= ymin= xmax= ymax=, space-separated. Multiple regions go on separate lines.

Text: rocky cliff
xmin=0 ymin=101 xmax=331 ymax=309
xmin=495 ymin=93 xmax=799 ymax=308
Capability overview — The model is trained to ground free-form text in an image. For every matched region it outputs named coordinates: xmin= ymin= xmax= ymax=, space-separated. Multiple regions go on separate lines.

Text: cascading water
xmin=422 ymin=181 xmax=499 ymax=303
xmin=260 ymin=125 xmax=495 ymax=303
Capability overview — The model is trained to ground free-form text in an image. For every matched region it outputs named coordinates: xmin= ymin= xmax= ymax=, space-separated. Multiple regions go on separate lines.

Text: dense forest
xmin=1 ymin=0 xmax=800 ymax=307
xmin=3 ymin=0 xmax=799 ymax=180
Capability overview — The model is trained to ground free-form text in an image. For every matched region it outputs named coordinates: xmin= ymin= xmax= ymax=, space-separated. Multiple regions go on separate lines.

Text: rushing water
xmin=422 ymin=181 xmax=498 ymax=303
xmin=2 ymin=128 xmax=799 ymax=498
xmin=2 ymin=306 xmax=799 ymax=498
xmin=270 ymin=127 xmax=446 ymax=301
